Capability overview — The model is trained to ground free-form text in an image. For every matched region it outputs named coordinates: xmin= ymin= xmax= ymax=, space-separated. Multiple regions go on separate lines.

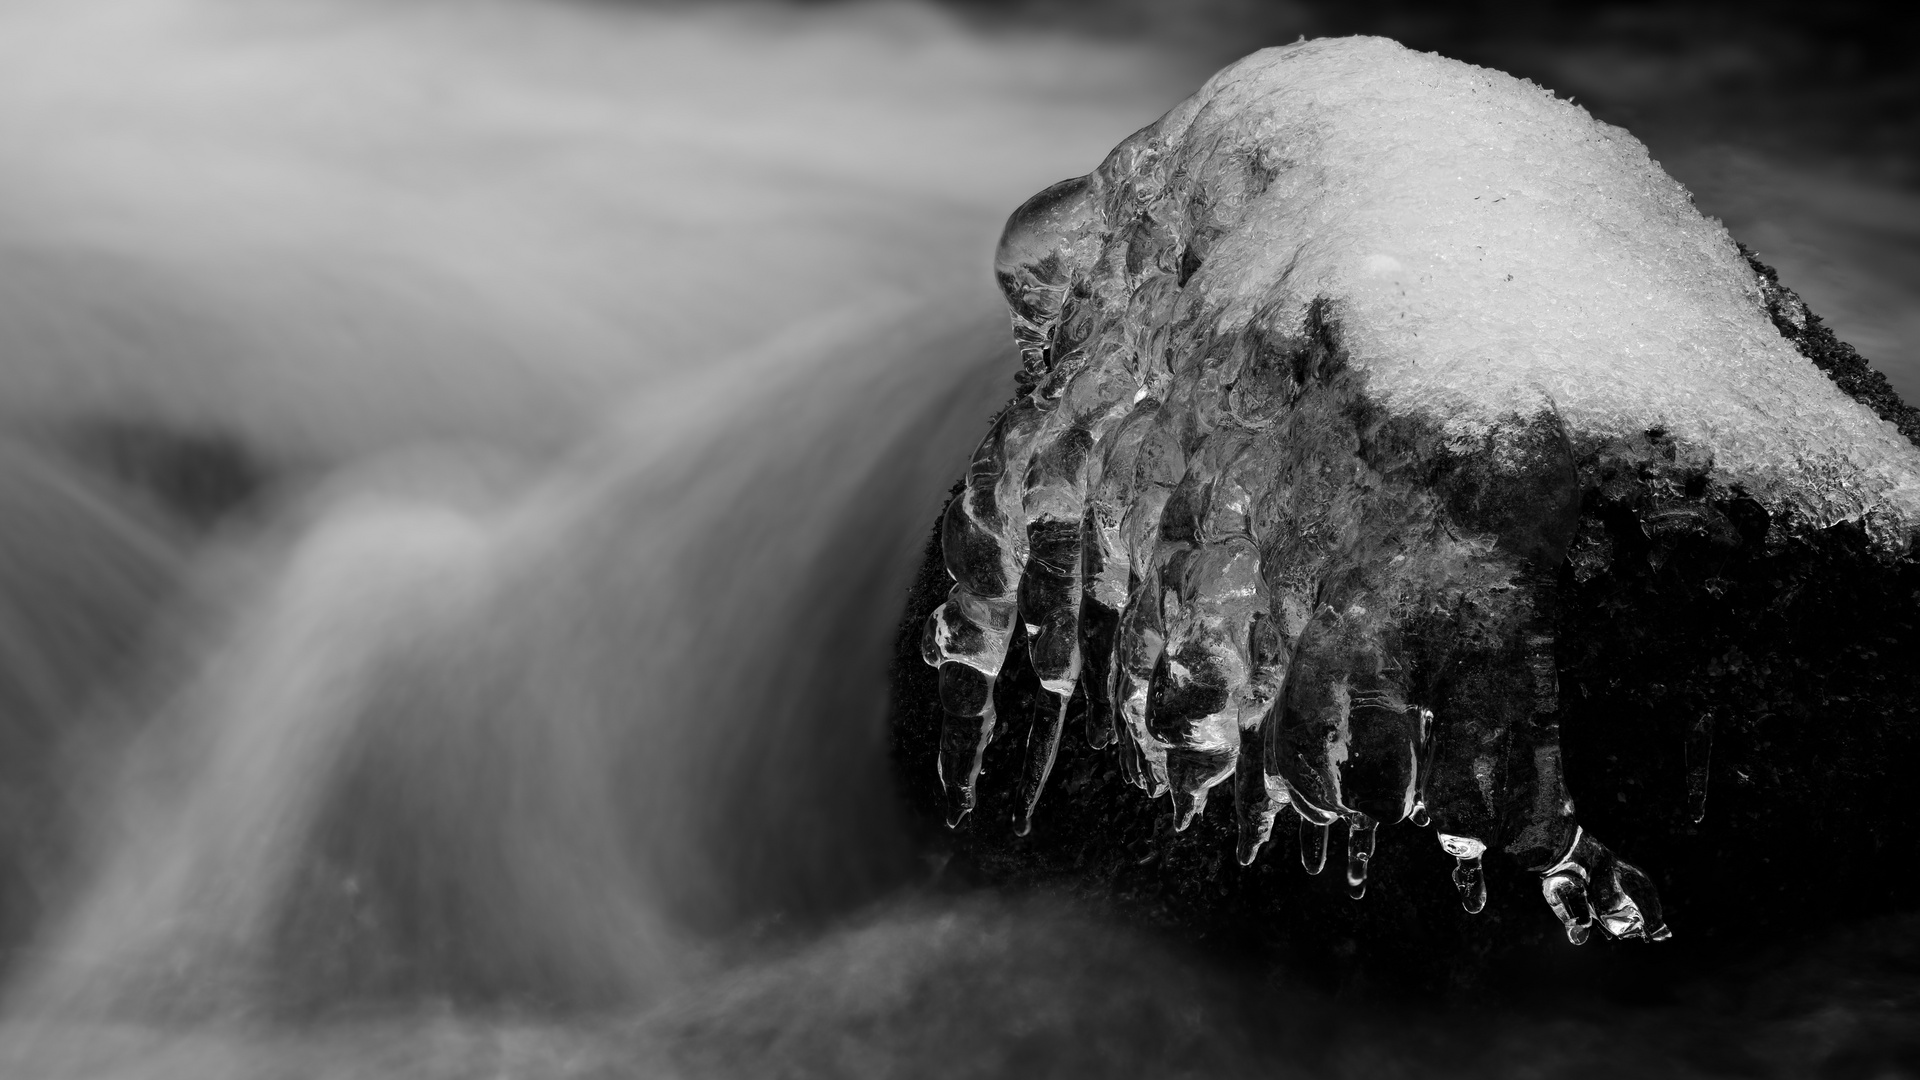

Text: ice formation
xmin=921 ymin=36 xmax=1920 ymax=944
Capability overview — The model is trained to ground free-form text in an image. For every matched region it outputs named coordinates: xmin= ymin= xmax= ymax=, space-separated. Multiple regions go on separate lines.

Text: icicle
xmin=1439 ymin=833 xmax=1488 ymax=914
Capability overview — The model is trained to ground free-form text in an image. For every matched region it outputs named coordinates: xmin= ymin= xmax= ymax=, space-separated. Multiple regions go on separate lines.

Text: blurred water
xmin=0 ymin=1 xmax=1915 ymax=1076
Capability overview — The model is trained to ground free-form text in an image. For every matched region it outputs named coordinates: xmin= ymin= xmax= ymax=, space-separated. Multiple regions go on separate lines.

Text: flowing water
xmin=0 ymin=1 xmax=1916 ymax=1076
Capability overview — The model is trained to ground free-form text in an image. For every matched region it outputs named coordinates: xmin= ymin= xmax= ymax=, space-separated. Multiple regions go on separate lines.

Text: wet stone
xmin=889 ymin=36 xmax=1920 ymax=992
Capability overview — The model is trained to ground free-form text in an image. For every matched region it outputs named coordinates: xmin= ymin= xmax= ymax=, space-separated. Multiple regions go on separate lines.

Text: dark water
xmin=0 ymin=1 xmax=1915 ymax=1076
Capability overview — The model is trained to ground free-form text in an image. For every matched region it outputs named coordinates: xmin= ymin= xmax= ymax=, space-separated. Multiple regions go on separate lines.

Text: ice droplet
xmin=1440 ymin=832 xmax=1488 ymax=914
xmin=1171 ymin=786 xmax=1205 ymax=832
xmin=1542 ymin=868 xmax=1594 ymax=944
xmin=1015 ymin=691 xmax=1069 ymax=836
xmin=1232 ymin=724 xmax=1287 ymax=866
xmin=1686 ymin=713 xmax=1713 ymax=824
xmin=1299 ymin=816 xmax=1329 ymax=876
xmin=1410 ymin=707 xmax=1434 ymax=827
xmin=1347 ymin=818 xmax=1377 ymax=899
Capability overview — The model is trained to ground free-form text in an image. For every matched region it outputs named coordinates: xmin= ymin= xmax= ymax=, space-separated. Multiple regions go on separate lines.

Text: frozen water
xmin=914 ymin=33 xmax=1920 ymax=943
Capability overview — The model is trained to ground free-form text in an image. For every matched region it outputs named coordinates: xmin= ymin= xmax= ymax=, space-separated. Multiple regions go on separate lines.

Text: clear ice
xmin=924 ymin=36 xmax=1920 ymax=941
xmin=1687 ymin=714 xmax=1714 ymax=824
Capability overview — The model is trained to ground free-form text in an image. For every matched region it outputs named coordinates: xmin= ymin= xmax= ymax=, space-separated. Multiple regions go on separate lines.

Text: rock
xmin=890 ymin=36 xmax=1920 ymax=990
